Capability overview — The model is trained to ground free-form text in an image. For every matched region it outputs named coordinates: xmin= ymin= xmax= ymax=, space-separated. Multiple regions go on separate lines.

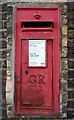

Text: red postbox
xmin=14 ymin=7 xmax=60 ymax=115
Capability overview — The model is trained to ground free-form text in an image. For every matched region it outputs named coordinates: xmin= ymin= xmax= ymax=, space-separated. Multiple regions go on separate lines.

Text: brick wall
xmin=0 ymin=1 xmax=74 ymax=119
xmin=60 ymin=3 xmax=68 ymax=118
xmin=0 ymin=2 xmax=2 ymax=119
xmin=67 ymin=2 xmax=74 ymax=119
xmin=0 ymin=1 xmax=7 ymax=119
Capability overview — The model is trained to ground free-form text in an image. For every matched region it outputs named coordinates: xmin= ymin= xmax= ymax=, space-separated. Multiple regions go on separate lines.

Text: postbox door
xmin=21 ymin=39 xmax=53 ymax=108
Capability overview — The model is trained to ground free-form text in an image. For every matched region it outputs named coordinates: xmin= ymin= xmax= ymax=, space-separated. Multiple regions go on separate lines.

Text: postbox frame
xmin=14 ymin=7 xmax=60 ymax=116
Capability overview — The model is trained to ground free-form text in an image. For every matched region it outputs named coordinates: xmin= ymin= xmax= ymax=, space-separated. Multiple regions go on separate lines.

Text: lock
xmin=26 ymin=70 xmax=28 ymax=75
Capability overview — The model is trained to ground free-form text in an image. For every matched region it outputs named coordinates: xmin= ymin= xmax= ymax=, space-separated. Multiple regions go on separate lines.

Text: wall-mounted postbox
xmin=14 ymin=7 xmax=60 ymax=115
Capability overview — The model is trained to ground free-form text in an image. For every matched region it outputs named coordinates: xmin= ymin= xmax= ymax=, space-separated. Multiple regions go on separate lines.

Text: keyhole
xmin=26 ymin=70 xmax=28 ymax=75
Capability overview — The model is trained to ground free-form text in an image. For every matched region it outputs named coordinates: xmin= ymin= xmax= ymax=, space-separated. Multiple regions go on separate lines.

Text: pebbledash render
xmin=0 ymin=0 xmax=74 ymax=119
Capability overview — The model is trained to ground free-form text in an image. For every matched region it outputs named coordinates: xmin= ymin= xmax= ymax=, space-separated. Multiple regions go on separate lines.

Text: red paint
xmin=14 ymin=7 xmax=60 ymax=115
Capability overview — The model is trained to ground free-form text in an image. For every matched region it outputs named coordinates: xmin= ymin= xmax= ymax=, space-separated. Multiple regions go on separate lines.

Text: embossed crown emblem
xmin=34 ymin=11 xmax=41 ymax=19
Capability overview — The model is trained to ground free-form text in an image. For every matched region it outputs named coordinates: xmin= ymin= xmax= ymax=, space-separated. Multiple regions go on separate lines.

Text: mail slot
xmin=14 ymin=7 xmax=60 ymax=115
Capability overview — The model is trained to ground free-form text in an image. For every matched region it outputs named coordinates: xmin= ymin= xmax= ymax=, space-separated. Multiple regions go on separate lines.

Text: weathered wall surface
xmin=7 ymin=0 xmax=67 ymax=2
xmin=0 ymin=0 xmax=74 ymax=119
xmin=0 ymin=1 xmax=7 ymax=119
xmin=67 ymin=2 xmax=74 ymax=119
